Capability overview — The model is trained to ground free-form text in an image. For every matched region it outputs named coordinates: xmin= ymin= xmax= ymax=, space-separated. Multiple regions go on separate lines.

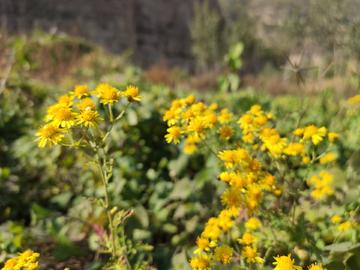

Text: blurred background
xmin=1 ymin=0 xmax=360 ymax=269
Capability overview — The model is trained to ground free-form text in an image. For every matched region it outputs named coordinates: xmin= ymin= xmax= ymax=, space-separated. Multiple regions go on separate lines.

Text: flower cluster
xmin=164 ymin=97 xmax=341 ymax=269
xmin=1 ymin=250 xmax=40 ymax=270
xmin=307 ymin=171 xmax=334 ymax=199
xmin=34 ymin=84 xmax=140 ymax=148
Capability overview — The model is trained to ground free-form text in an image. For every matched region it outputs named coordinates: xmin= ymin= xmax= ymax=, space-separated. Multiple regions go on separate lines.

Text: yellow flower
xmin=204 ymin=112 xmax=217 ymax=129
xmin=273 ymin=254 xmax=302 ymax=270
xmin=218 ymin=150 xmax=236 ymax=169
xmin=194 ymin=237 xmax=217 ymax=254
xmin=302 ymin=156 xmax=310 ymax=164
xmin=263 ymin=173 xmax=277 ymax=190
xmin=213 ymin=244 xmax=233 ymax=265
xmin=124 ymin=85 xmax=142 ymax=102
xmin=99 ymin=85 xmax=123 ymax=106
xmin=248 ymin=105 xmax=263 ymax=115
xmin=328 ymin=132 xmax=339 ymax=143
xmin=238 ymin=232 xmax=257 ymax=245
xmin=192 ymin=102 xmax=207 ymax=115
xmin=338 ymin=221 xmax=352 ymax=231
xmin=182 ymin=108 xmax=195 ymax=121
xmin=219 ymin=172 xmax=231 ymax=183
xmin=320 ymin=153 xmax=336 ymax=164
xmin=221 ymin=188 xmax=243 ymax=208
xmin=163 ymin=109 xmax=179 ymax=126
xmin=189 ymin=254 xmax=216 ymax=270
xmin=165 ymin=126 xmax=184 ymax=144
xmin=218 ymin=126 xmax=235 ymax=140
xmin=284 ymin=143 xmax=305 ymax=156
xmin=245 ymin=218 xmax=262 ymax=230
xmin=303 ymin=125 xmax=327 ymax=145
xmin=331 ymin=215 xmax=342 ymax=224
xmin=58 ymin=94 xmax=72 ymax=105
xmin=77 ymin=109 xmax=103 ymax=128
xmin=273 ymin=186 xmax=283 ymax=197
xmin=171 ymin=99 xmax=184 ymax=110
xmin=348 ymin=94 xmax=360 ymax=104
xmin=2 ymin=258 xmax=18 ymax=269
xmin=264 ymin=134 xmax=287 ymax=157
xmin=237 ymin=114 xmax=253 ymax=129
xmin=230 ymin=172 xmax=246 ymax=189
xmin=188 ymin=118 xmax=207 ymax=138
xmin=246 ymin=184 xmax=263 ymax=203
xmin=218 ymin=109 xmax=233 ymax=124
xmin=293 ymin=128 xmax=304 ymax=137
xmin=78 ymin=97 xmax=96 ymax=111
xmin=70 ymin=85 xmax=89 ymax=99
xmin=307 ymin=262 xmax=324 ymax=270
xmin=91 ymin=83 xmax=109 ymax=97
xmin=209 ymin=103 xmax=218 ymax=111
xmin=185 ymin=94 xmax=196 ymax=105
xmin=34 ymin=123 xmax=65 ymax=148
xmin=53 ymin=107 xmax=78 ymax=128
xmin=241 ymin=246 xmax=264 ymax=263
xmin=45 ymin=103 xmax=70 ymax=122
xmin=254 ymin=115 xmax=267 ymax=127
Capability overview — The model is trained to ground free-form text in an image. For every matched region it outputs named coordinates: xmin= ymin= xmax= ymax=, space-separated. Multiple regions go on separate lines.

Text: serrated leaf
xmin=323 ymin=261 xmax=345 ymax=270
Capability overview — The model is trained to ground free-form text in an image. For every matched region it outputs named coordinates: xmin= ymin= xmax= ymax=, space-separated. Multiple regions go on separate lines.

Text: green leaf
xmin=31 ymin=203 xmax=52 ymax=223
xmin=132 ymin=204 xmax=149 ymax=229
xmin=229 ymin=42 xmax=244 ymax=59
xmin=227 ymin=73 xmax=240 ymax=92
xmin=324 ymin=242 xmax=360 ymax=253
xmin=323 ymin=261 xmax=345 ymax=270
xmin=346 ymin=254 xmax=360 ymax=270
xmin=169 ymin=178 xmax=191 ymax=200
xmin=84 ymin=262 xmax=106 ymax=270
xmin=127 ymin=109 xmax=138 ymax=126
xmin=52 ymin=235 xmax=85 ymax=261
xmin=50 ymin=191 xmax=72 ymax=209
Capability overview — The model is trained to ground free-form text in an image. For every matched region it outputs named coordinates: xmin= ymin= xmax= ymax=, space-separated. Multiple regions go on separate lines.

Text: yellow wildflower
xmin=331 ymin=215 xmax=342 ymax=224
xmin=209 ymin=103 xmax=218 ymax=111
xmin=348 ymin=94 xmax=360 ymax=104
xmin=78 ymin=97 xmax=95 ymax=111
xmin=182 ymin=108 xmax=195 ymax=121
xmin=213 ymin=244 xmax=233 ymax=265
xmin=273 ymin=254 xmax=302 ymax=270
xmin=237 ymin=114 xmax=253 ymax=129
xmin=70 ymin=85 xmax=89 ymax=99
xmin=100 ymin=85 xmax=123 ymax=106
xmin=77 ymin=109 xmax=103 ymax=128
xmin=52 ymin=107 xmax=78 ymax=128
xmin=218 ymin=150 xmax=236 ymax=168
xmin=34 ymin=123 xmax=65 ymax=148
xmin=308 ymin=262 xmax=324 ymax=270
xmin=245 ymin=218 xmax=262 ymax=230
xmin=203 ymin=112 xmax=217 ymax=129
xmin=284 ymin=143 xmax=305 ymax=156
xmin=218 ymin=109 xmax=233 ymax=124
xmin=219 ymin=172 xmax=232 ymax=183
xmin=189 ymin=254 xmax=216 ymax=270
xmin=293 ymin=128 xmax=304 ymax=137
xmin=241 ymin=246 xmax=264 ymax=263
xmin=303 ymin=125 xmax=327 ymax=145
xmin=221 ymin=188 xmax=243 ymax=208
xmin=163 ymin=109 xmax=179 ymax=126
xmin=238 ymin=232 xmax=257 ymax=245
xmin=328 ymin=132 xmax=339 ymax=143
xmin=218 ymin=126 xmax=235 ymax=140
xmin=165 ymin=126 xmax=184 ymax=144
xmin=124 ymin=85 xmax=142 ymax=102
xmin=192 ymin=102 xmax=207 ymax=115
xmin=338 ymin=221 xmax=352 ymax=231
xmin=188 ymin=118 xmax=207 ymax=138
xmin=58 ymin=94 xmax=72 ymax=105
xmin=185 ymin=94 xmax=195 ymax=105
xmin=302 ymin=156 xmax=310 ymax=164
xmin=320 ymin=153 xmax=336 ymax=164
xmin=264 ymin=134 xmax=287 ymax=157
xmin=194 ymin=237 xmax=217 ymax=254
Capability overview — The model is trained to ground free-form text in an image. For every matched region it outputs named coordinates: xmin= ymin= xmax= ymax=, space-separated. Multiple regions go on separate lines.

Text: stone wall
xmin=1 ymin=0 xmax=220 ymax=70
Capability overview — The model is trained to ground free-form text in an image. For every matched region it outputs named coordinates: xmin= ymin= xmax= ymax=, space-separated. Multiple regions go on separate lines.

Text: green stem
xmin=99 ymin=102 xmax=131 ymax=148
xmin=78 ymin=127 xmax=89 ymax=145
xmin=121 ymin=226 xmax=132 ymax=270
xmin=202 ymin=139 xmax=218 ymax=157
xmin=96 ymin=149 xmax=117 ymax=259
xmin=109 ymin=104 xmax=114 ymax=122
